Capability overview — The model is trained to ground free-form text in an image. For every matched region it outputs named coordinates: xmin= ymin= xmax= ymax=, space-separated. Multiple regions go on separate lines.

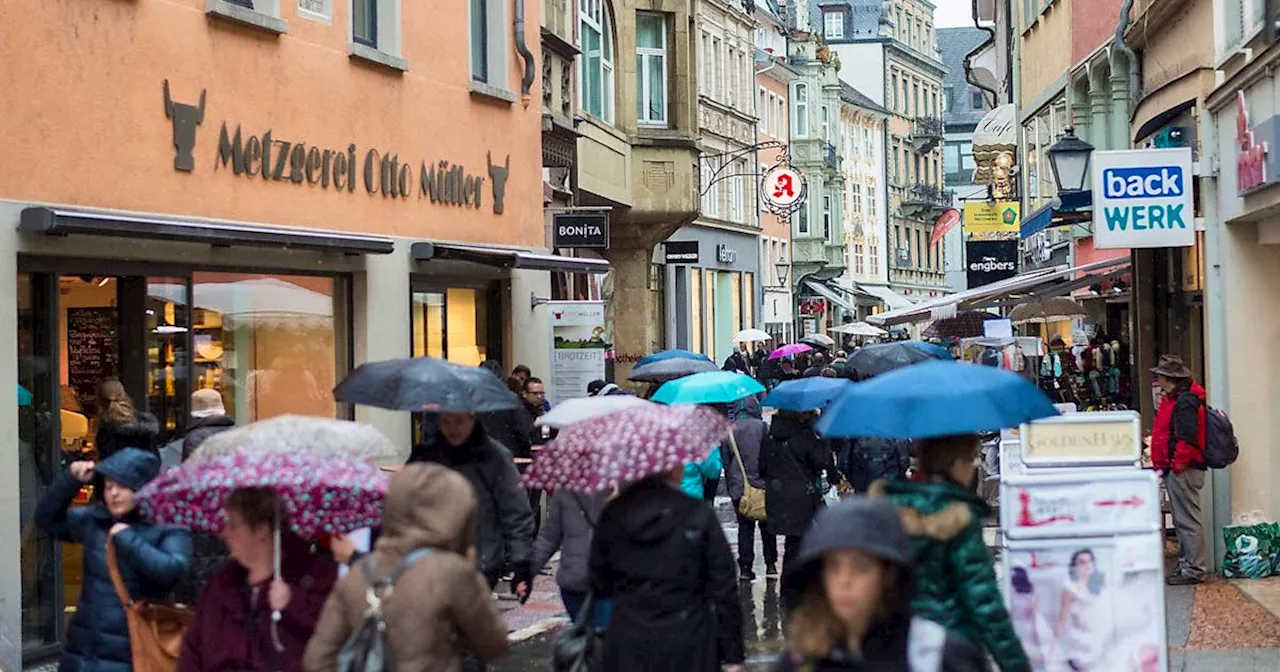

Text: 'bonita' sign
xmin=1091 ymin=148 xmax=1195 ymax=249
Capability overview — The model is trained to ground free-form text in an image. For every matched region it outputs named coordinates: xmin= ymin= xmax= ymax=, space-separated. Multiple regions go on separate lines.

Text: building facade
xmin=756 ymin=0 xmax=797 ymax=344
xmin=940 ymin=27 xmax=992 ymax=292
xmin=838 ymin=85 xmax=891 ymax=320
xmin=1 ymin=0 xmax=573 ymax=659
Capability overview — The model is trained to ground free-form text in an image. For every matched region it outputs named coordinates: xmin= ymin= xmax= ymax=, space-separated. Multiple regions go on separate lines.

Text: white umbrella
xmin=831 ymin=322 xmax=888 ymax=337
xmin=537 ymin=395 xmax=655 ymax=428
xmin=731 ymin=328 xmax=773 ymax=344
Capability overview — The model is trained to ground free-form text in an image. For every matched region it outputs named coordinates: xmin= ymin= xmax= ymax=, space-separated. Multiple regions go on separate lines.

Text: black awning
xmin=19 ymin=206 xmax=395 ymax=255
xmin=410 ymin=241 xmax=610 ymax=274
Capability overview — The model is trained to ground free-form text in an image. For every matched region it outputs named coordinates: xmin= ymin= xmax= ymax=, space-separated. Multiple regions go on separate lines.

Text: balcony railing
xmin=824 ymin=142 xmax=839 ymax=171
xmin=911 ymin=116 xmax=944 ymax=153
xmin=902 ymin=183 xmax=954 ymax=210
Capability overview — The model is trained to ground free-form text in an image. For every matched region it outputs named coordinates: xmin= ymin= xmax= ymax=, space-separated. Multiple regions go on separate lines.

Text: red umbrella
xmin=520 ymin=405 xmax=731 ymax=493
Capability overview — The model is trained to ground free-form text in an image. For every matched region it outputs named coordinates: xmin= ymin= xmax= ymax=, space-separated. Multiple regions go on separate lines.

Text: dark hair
xmin=914 ymin=435 xmax=980 ymax=480
xmin=505 ymin=376 xmax=523 ymax=395
xmin=789 ymin=560 xmax=908 ymax=663
xmin=523 ymin=377 xmax=544 ymax=392
xmin=1069 ymin=549 xmax=1105 ymax=595
xmin=1012 ymin=567 xmax=1033 ymax=594
xmin=586 ymin=379 xmax=607 ymax=396
xmin=820 ymin=367 xmax=838 ymax=378
xmin=226 ymin=487 xmax=282 ymax=531
xmin=512 ymin=365 xmax=532 ymax=377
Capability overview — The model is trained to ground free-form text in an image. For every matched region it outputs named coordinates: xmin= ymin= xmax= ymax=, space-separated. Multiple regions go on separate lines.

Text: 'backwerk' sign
xmin=1091 ymin=148 xmax=1195 ymax=249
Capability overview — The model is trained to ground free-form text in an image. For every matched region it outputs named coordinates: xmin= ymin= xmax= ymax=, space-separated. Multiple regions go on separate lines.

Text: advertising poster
xmin=1004 ymin=535 xmax=1166 ymax=672
xmin=547 ymin=301 xmax=611 ymax=405
xmin=966 ymin=240 xmax=1019 ymax=287
xmin=1001 ymin=470 xmax=1161 ymax=539
xmin=963 ymin=201 xmax=1020 ymax=240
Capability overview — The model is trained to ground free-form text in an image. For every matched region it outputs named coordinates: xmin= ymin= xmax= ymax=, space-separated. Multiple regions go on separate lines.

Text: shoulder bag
xmin=551 ymin=591 xmax=604 ymax=672
xmin=727 ymin=432 xmax=767 ymax=522
xmin=106 ymin=535 xmax=194 ymax=672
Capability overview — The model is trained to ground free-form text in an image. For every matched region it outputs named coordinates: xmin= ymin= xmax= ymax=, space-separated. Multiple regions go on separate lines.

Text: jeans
xmin=560 ymin=590 xmax=613 ymax=630
xmin=733 ymin=500 xmax=777 ymax=574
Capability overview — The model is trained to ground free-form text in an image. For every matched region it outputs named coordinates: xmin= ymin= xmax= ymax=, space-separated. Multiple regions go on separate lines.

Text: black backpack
xmin=336 ymin=548 xmax=434 ymax=672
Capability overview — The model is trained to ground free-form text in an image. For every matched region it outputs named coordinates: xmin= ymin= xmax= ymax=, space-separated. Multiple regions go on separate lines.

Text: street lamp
xmin=774 ymin=258 xmax=791 ymax=288
xmin=1047 ymin=126 xmax=1095 ymax=193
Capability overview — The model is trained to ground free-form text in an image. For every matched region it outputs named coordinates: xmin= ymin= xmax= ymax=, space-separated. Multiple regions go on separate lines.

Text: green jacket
xmin=872 ymin=479 xmax=1030 ymax=672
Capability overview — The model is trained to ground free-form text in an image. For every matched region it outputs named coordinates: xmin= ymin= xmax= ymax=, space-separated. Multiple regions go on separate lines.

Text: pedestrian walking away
xmin=1150 ymin=354 xmax=1209 ymax=585
xmin=530 ymin=489 xmax=615 ymax=629
xmin=303 ymin=464 xmax=511 ymax=671
xmin=760 ymin=410 xmax=835 ymax=609
xmin=721 ymin=396 xmax=778 ymax=580
xmin=34 ymin=448 xmax=193 ymax=672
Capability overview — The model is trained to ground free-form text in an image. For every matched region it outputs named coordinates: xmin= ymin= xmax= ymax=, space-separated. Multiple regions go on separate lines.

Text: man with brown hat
xmin=1150 ymin=354 xmax=1208 ymax=585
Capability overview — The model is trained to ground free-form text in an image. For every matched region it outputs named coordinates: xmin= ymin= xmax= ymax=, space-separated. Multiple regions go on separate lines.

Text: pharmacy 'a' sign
xmin=1091 ymin=148 xmax=1195 ymax=249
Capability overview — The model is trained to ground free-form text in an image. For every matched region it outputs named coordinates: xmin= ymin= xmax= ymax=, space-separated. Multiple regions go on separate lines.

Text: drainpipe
xmin=513 ymin=0 xmax=535 ymax=107
xmin=1005 ymin=0 xmax=1014 ymax=104
xmin=964 ymin=0 xmax=999 ymax=108
xmin=1112 ymin=0 xmax=1140 ymax=113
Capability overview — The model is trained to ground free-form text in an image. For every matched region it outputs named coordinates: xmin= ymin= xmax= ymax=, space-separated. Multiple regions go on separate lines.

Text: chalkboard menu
xmin=66 ymin=307 xmax=119 ymax=407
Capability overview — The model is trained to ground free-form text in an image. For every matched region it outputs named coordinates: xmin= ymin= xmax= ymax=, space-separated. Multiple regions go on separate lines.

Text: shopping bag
xmin=1222 ymin=513 xmax=1280 ymax=579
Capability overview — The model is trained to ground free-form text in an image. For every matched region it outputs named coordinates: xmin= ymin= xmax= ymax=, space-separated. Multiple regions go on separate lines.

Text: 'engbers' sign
xmin=163 ymin=79 xmax=510 ymax=215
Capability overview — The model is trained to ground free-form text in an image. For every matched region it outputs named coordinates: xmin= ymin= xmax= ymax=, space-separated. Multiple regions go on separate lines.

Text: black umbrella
xmin=627 ymin=357 xmax=719 ymax=384
xmin=846 ymin=342 xmax=940 ymax=380
xmin=334 ymin=357 xmax=522 ymax=413
xmin=798 ymin=336 xmax=833 ymax=351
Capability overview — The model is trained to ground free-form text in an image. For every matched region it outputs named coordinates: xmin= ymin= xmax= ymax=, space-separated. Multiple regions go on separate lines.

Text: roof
xmin=937 ymin=27 xmax=991 ymax=127
xmin=840 ymin=82 xmax=888 ymax=115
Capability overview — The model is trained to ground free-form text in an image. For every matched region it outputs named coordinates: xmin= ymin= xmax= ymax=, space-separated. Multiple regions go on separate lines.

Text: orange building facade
xmin=0 ymin=0 xmax=599 ymax=660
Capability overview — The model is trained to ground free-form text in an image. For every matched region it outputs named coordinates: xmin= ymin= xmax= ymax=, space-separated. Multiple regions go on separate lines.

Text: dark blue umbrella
xmin=903 ymin=340 xmax=954 ymax=360
xmin=816 ymin=360 xmax=1058 ymax=439
xmin=636 ymin=349 xmax=713 ymax=368
xmin=846 ymin=341 xmax=940 ymax=379
xmin=762 ymin=377 xmax=853 ymax=412
xmin=334 ymin=357 xmax=523 ymax=413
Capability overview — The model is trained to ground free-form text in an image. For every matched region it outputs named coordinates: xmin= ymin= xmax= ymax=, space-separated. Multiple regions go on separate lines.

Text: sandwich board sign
xmin=1091 ymin=148 xmax=1195 ymax=249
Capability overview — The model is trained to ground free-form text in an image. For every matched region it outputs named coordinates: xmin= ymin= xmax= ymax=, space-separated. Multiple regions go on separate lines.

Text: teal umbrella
xmin=651 ymin=371 xmax=765 ymax=406
xmin=17 ymin=385 xmax=31 ymax=407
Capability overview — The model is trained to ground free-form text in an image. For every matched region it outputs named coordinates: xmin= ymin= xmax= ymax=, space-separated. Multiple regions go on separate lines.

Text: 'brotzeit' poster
xmin=547 ymin=301 xmax=611 ymax=405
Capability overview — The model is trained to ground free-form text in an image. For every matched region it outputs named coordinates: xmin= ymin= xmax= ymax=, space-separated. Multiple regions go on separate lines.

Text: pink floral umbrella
xmin=521 ymin=404 xmax=731 ymax=493
xmin=768 ymin=343 xmax=814 ymax=360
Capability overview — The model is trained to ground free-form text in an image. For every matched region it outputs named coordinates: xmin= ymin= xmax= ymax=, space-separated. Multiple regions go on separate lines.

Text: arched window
xmin=579 ymin=0 xmax=615 ymax=123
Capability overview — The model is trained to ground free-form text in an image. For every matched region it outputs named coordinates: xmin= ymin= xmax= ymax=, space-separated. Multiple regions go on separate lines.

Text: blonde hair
xmin=96 ymin=379 xmax=136 ymax=425
xmin=787 ymin=561 xmax=902 ymax=663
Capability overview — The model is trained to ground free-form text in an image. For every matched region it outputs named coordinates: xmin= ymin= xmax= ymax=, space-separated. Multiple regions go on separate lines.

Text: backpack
xmin=336 ymin=548 xmax=434 ymax=672
xmin=1203 ymin=403 xmax=1240 ymax=469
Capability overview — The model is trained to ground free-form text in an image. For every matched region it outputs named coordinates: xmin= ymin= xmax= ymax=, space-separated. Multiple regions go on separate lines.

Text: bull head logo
xmin=488 ymin=151 xmax=510 ymax=215
xmin=164 ymin=79 xmax=206 ymax=172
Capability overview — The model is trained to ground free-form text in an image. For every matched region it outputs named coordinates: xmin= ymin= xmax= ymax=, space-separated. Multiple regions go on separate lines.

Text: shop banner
xmin=1090 ymin=147 xmax=1195 ymax=249
xmin=1003 ymin=535 xmax=1167 ymax=672
xmin=1020 ymin=410 xmax=1142 ymax=468
xmin=1001 ymin=470 xmax=1162 ymax=539
xmin=552 ymin=212 xmax=610 ymax=248
xmin=547 ymin=301 xmax=611 ymax=406
xmin=965 ymin=240 xmax=1019 ymax=287
xmin=963 ymin=201 xmax=1020 ymax=240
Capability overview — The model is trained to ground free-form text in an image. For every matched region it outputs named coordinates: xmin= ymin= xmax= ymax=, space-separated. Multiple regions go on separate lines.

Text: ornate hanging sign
xmin=760 ymin=161 xmax=807 ymax=216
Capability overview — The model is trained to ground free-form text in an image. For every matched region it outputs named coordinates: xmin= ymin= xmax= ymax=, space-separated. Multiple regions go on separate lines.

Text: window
xmin=737 ymin=51 xmax=746 ymax=108
xmin=727 ymin=47 xmax=737 ymax=105
xmin=915 ymin=18 xmax=922 ymax=49
xmin=636 ymin=12 xmax=668 ymax=125
xmin=712 ymin=38 xmax=722 ymax=100
xmin=821 ymin=105 xmax=830 ymax=141
xmin=580 ymin=0 xmax=615 ymax=122
xmin=759 ymin=88 xmax=769 ymax=132
xmin=912 ymin=80 xmax=919 ymax=117
xmin=891 ymin=137 xmax=900 ymax=182
xmin=775 ymin=96 xmax=784 ymax=137
xmin=730 ymin=163 xmax=745 ymax=222
xmin=854 ymin=242 xmax=866 ymax=274
xmin=868 ymin=236 xmax=879 ymax=275
xmin=971 ymin=89 xmax=985 ymax=110
xmin=945 ymin=143 xmax=960 ymax=177
xmin=890 ymin=71 xmax=899 ymax=111
xmin=355 ymin=0 xmax=378 ymax=47
xmin=863 ymin=127 xmax=874 ymax=157
xmin=822 ymin=195 xmax=833 ymax=242
xmin=793 ymin=82 xmax=809 ymax=137
xmin=700 ymin=32 xmax=711 ymax=95
xmin=701 ymin=161 xmax=713 ymax=215
xmin=690 ymin=270 xmax=702 ymax=353
xmin=798 ymin=201 xmax=810 ymax=235
xmin=824 ymin=10 xmax=844 ymax=39
xmin=866 ymin=183 xmax=876 ymax=218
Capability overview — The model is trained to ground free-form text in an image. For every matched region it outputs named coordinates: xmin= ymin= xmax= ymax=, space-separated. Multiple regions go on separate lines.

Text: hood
xmin=106 ymin=412 xmax=161 ymax=444
xmin=769 ymin=413 xmax=811 ymax=440
xmin=876 ymin=479 xmax=988 ymax=542
xmin=608 ymin=478 xmax=699 ymax=545
xmin=733 ymin=396 xmax=763 ymax=420
xmin=375 ymin=463 xmax=477 ymax=557
xmin=96 ymin=447 xmax=161 ymax=492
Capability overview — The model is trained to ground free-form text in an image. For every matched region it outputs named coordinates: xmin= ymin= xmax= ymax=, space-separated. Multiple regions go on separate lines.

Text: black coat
xmin=180 ymin=414 xmax=236 ymax=461
xmin=590 ymin=479 xmax=744 ymax=671
xmin=478 ymin=406 xmax=535 ymax=459
xmin=94 ymin=414 xmax=161 ymax=461
xmin=759 ymin=416 xmax=834 ymax=536
xmin=35 ymin=467 xmax=191 ymax=672
xmin=407 ymin=424 xmax=535 ymax=583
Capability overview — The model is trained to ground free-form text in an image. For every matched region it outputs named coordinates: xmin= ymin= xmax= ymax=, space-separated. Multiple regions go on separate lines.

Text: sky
xmin=934 ymin=0 xmax=975 ymax=28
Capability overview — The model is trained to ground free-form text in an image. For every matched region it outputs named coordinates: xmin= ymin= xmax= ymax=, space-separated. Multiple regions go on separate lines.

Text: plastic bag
xmin=1222 ymin=515 xmax=1280 ymax=579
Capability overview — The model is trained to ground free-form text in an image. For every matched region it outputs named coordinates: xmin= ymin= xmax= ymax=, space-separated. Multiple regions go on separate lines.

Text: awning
xmin=832 ymin=278 xmax=876 ymax=298
xmin=860 ymin=284 xmax=914 ymax=310
xmin=868 ymin=257 xmax=1131 ymax=326
xmin=19 ymin=206 xmax=395 ymax=254
xmin=1020 ymin=190 xmax=1093 ymax=239
xmin=410 ymin=241 xmax=610 ymax=274
xmin=802 ymin=280 xmax=856 ymax=313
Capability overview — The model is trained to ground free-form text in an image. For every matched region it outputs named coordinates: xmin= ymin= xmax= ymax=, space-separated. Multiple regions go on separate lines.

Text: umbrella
xmin=628 ymin=357 xmax=719 ymax=384
xmin=762 ymin=377 xmax=853 ymax=412
xmin=189 ymin=415 xmax=398 ymax=463
xmin=334 ymin=357 xmax=522 ymax=413
xmin=520 ymin=405 xmax=731 ymax=493
xmin=922 ymin=311 xmax=1001 ymax=340
xmin=538 ymin=395 xmax=655 ymax=428
xmin=830 ymin=322 xmax=887 ymax=337
xmin=846 ymin=341 xmax=942 ymax=379
xmin=1008 ymin=298 xmax=1088 ymax=324
xmin=651 ymin=371 xmax=765 ymax=406
xmin=731 ymin=328 xmax=773 ymax=344
xmin=769 ymin=343 xmax=814 ymax=360
xmin=17 ymin=384 xmax=31 ymax=407
xmin=903 ymin=340 xmax=954 ymax=360
xmin=799 ymin=334 xmax=836 ymax=349
xmin=635 ymin=349 xmax=712 ymax=368
xmin=815 ymin=359 xmax=1059 ymax=439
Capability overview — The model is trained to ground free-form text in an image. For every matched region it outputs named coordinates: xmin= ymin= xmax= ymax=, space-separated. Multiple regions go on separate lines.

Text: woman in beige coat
xmin=303 ymin=463 xmax=511 ymax=671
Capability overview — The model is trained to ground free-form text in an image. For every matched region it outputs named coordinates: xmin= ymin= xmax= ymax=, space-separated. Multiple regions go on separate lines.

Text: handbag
xmin=551 ymin=591 xmax=604 ymax=672
xmin=106 ymin=536 xmax=193 ymax=672
xmin=727 ymin=432 xmax=767 ymax=522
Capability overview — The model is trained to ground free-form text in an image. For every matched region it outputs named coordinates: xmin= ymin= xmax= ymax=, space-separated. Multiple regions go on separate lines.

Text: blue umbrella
xmin=903 ymin=340 xmax=954 ymax=360
xmin=762 ymin=377 xmax=853 ymax=412
xmin=651 ymin=371 xmax=765 ymax=406
xmin=17 ymin=384 xmax=31 ymax=407
xmin=816 ymin=360 xmax=1058 ymax=439
xmin=636 ymin=349 xmax=713 ymax=368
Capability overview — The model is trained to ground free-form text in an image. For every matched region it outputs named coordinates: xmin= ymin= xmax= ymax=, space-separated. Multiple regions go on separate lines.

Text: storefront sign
xmin=799 ymin=298 xmax=826 ymax=316
xmin=164 ymin=80 xmax=511 ymax=214
xmin=547 ymin=301 xmax=611 ymax=406
xmin=552 ymin=212 xmax=609 ymax=248
xmin=965 ymin=240 xmax=1018 ymax=286
xmin=760 ymin=162 xmax=807 ymax=216
xmin=715 ymin=244 xmax=738 ymax=264
xmin=962 ymin=201 xmax=1020 ymax=240
xmin=971 ymin=104 xmax=1018 ymax=194
xmin=1237 ymin=90 xmax=1271 ymax=195
xmin=1020 ymin=411 xmax=1142 ymax=467
xmin=1091 ymin=148 xmax=1194 ymax=249
xmin=664 ymin=240 xmax=700 ymax=264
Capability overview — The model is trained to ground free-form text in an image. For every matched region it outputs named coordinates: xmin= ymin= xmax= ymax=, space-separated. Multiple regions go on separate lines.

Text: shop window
xmin=636 ymin=12 xmax=668 ymax=126
xmin=731 ymin=273 xmax=743 ymax=337
xmin=705 ymin=269 xmax=717 ymax=362
xmin=411 ymin=287 xmax=491 ymax=366
xmin=744 ymin=272 xmax=755 ymax=328
xmin=579 ymin=0 xmax=615 ymax=122
xmin=689 ymin=270 xmax=703 ymax=353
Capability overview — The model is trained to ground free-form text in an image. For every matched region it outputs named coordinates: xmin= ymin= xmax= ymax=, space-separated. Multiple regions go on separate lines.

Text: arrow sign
xmin=1001 ymin=471 xmax=1161 ymax=540
xmin=1095 ymin=496 xmax=1145 ymax=508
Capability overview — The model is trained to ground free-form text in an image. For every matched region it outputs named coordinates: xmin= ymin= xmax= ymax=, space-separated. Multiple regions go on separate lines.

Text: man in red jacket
xmin=1150 ymin=355 xmax=1208 ymax=585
